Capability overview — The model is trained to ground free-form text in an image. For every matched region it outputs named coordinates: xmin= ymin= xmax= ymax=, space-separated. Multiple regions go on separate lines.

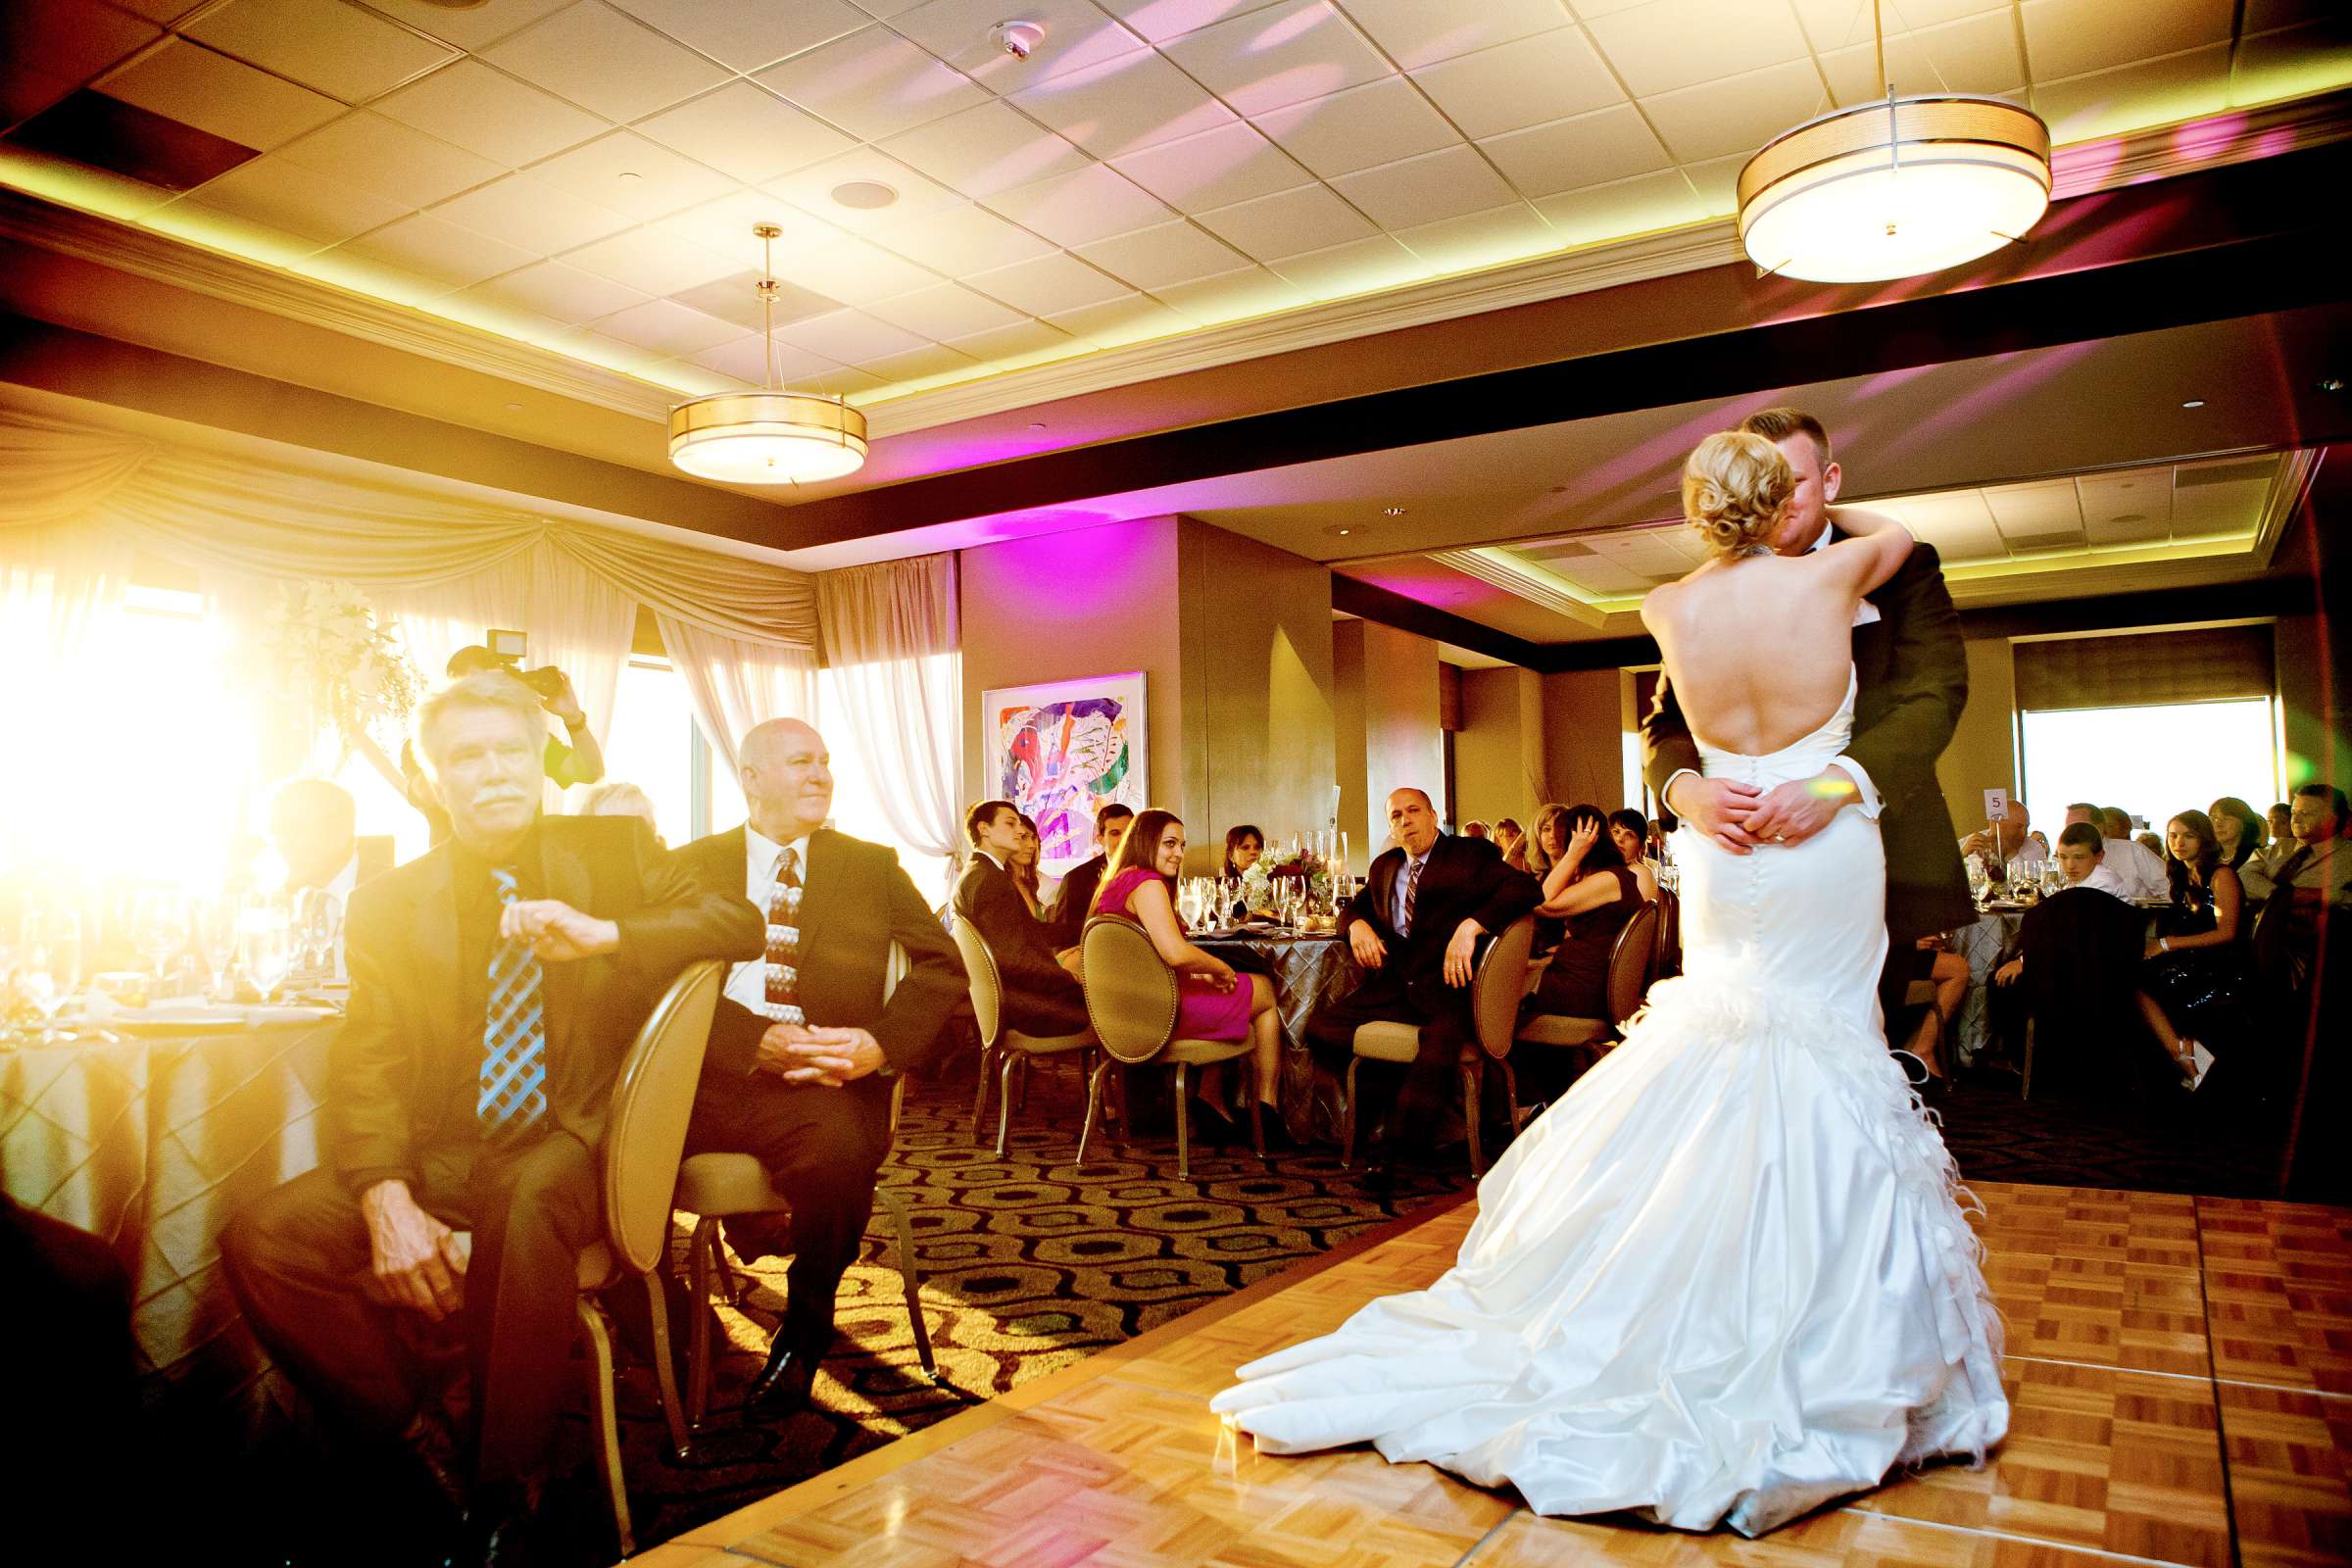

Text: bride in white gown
xmin=1211 ymin=432 xmax=2008 ymax=1537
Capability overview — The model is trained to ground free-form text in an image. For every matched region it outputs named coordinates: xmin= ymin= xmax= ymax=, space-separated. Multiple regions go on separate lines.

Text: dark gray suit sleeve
xmin=1842 ymin=543 xmax=1968 ymax=805
xmin=875 ymin=851 xmax=968 ymax=1075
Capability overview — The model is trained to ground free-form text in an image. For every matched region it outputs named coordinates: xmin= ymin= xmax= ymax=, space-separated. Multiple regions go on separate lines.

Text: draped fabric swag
xmin=816 ymin=554 xmax=963 ymax=869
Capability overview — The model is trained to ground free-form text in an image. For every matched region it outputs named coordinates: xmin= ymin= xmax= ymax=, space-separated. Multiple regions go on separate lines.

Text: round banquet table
xmin=1194 ymin=929 xmax=1358 ymax=1144
xmin=0 ymin=1008 xmax=336 ymax=1430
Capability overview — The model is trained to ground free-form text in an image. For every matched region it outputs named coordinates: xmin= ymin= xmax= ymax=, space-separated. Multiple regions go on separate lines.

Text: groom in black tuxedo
xmin=1643 ymin=407 xmax=1973 ymax=1025
xmin=1307 ymin=788 xmax=1541 ymax=1171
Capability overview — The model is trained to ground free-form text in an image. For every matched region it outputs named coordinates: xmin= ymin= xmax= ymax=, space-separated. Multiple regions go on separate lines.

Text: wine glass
xmin=296 ymin=890 xmax=343 ymax=984
xmin=19 ymin=907 xmax=83 ymax=1041
xmin=238 ymin=903 xmax=292 ymax=1003
xmin=135 ymin=891 xmax=190 ymax=983
xmin=2041 ymin=864 xmax=2067 ymax=899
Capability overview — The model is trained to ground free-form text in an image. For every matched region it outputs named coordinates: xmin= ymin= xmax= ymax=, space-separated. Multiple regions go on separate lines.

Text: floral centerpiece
xmin=244 ymin=580 xmax=421 ymax=779
xmin=1239 ymin=844 xmax=1336 ymax=911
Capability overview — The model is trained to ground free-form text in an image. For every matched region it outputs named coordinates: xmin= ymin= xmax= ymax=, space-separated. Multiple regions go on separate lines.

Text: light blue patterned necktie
xmin=479 ymin=866 xmax=547 ymax=1135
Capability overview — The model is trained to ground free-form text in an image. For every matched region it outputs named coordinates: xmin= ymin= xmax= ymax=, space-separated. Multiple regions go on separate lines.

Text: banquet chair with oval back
xmin=1343 ymin=914 xmax=1535 ymax=1179
xmin=1511 ymin=901 xmax=1662 ymax=1119
xmin=1077 ymin=912 xmax=1262 ymax=1181
xmin=672 ymin=943 xmax=939 ymax=1438
xmin=1651 ymin=886 xmax=1683 ymax=979
xmin=947 ymin=912 xmax=1102 ymax=1155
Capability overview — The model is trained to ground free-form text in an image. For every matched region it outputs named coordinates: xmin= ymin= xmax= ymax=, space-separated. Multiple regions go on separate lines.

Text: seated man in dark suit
xmin=221 ymin=672 xmax=764 ymax=1564
xmin=1047 ymin=801 xmax=1134 ymax=950
xmin=956 ymin=799 xmax=1090 ymax=1037
xmin=1307 ymin=788 xmax=1540 ymax=1179
xmin=671 ymin=717 xmax=966 ymax=1414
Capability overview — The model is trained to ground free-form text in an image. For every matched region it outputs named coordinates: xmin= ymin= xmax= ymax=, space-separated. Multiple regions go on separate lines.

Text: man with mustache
xmin=221 ymin=671 xmax=763 ymax=1566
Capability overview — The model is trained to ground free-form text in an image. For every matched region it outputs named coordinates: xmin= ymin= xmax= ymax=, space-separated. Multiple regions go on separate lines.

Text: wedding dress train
xmin=1210 ymin=670 xmax=2007 ymax=1536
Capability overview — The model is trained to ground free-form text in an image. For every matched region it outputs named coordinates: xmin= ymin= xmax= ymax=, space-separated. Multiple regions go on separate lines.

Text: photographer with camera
xmin=399 ymin=639 xmax=606 ymax=843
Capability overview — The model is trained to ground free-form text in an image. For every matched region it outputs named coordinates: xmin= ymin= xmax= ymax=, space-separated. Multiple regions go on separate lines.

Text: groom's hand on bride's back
xmin=1741 ymin=769 xmax=1858 ymax=847
xmin=1667 ymin=776 xmax=1763 ymax=855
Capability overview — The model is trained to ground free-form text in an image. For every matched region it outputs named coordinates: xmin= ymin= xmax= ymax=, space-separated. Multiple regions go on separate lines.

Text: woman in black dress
xmin=2135 ymin=808 xmax=2246 ymax=1090
xmin=1526 ymin=804 xmax=1646 ymax=1019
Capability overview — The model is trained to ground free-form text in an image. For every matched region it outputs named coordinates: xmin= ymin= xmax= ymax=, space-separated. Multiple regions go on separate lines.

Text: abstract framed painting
xmin=983 ymin=671 xmax=1148 ymax=877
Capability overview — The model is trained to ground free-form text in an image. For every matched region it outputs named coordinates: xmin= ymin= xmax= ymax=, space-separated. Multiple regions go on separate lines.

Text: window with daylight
xmin=2018 ymin=699 xmax=2281 ymax=839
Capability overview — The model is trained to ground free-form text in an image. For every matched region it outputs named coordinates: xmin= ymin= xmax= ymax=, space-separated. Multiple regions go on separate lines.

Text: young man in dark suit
xmin=221 ymin=672 xmax=764 ymax=1565
xmin=669 ymin=717 xmax=965 ymax=1415
xmin=1307 ymin=788 xmax=1541 ymax=1177
xmin=955 ymin=799 xmax=1090 ymax=1037
xmin=1644 ymin=407 xmax=1973 ymax=1027
xmin=1046 ymin=801 xmax=1134 ymax=950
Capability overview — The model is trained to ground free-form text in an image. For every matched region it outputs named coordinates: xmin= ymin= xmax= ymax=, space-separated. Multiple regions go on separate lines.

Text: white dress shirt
xmin=2072 ymin=863 xmax=2130 ymax=898
xmin=723 ymin=823 xmax=810 ymax=1017
xmin=2102 ymin=836 xmax=2170 ymax=901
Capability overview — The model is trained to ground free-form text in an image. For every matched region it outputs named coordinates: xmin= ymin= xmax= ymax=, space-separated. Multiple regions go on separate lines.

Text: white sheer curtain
xmin=656 ymin=615 xmax=819 ymax=805
xmin=815 ymin=554 xmax=962 ymax=868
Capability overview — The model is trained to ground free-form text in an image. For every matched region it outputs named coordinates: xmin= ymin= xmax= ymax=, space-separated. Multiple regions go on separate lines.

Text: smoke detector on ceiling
xmin=992 ymin=20 xmax=1045 ymax=59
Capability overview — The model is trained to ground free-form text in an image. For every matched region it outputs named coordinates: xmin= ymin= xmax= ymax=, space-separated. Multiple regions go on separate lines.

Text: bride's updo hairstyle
xmin=1682 ymin=431 xmax=1793 ymax=558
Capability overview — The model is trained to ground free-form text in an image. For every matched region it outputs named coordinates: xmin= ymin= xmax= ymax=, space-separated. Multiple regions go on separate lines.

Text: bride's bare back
xmin=1642 ymin=508 xmax=1912 ymax=758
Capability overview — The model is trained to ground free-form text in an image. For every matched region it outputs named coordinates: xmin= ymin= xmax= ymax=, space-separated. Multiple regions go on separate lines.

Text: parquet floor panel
xmin=658 ymin=1181 xmax=2352 ymax=1568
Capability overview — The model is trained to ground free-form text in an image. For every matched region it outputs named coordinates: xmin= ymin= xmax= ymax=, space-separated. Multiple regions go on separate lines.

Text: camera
xmin=480 ymin=629 xmax=565 ymax=699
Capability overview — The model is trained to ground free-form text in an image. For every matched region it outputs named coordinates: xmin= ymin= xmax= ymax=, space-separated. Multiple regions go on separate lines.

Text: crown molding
xmin=1430 ymin=547 xmax=1611 ymax=629
xmin=3 ymin=89 xmax=2346 ymax=447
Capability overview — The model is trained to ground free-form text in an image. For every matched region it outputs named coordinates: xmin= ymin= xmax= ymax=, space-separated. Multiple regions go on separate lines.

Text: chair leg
xmin=1174 ymin=1060 xmax=1192 ymax=1182
xmin=994 ymin=1050 xmax=1021 ymax=1156
xmin=1017 ymin=1054 xmax=1031 ymax=1113
xmin=877 ymin=1188 xmax=937 ymax=1384
xmin=2022 ymin=1017 xmax=2035 ymax=1102
xmin=686 ymin=1216 xmax=718 ymax=1430
xmin=1461 ymin=1061 xmax=1486 ymax=1179
xmin=971 ymin=1045 xmax=995 ymax=1141
xmin=1341 ymin=1057 xmax=1360 ymax=1169
xmin=1500 ymin=1058 xmax=1522 ymax=1133
xmin=1076 ymin=1053 xmax=1108 ymax=1165
xmin=642 ymin=1271 xmax=689 ymax=1463
xmin=574 ymin=1298 xmax=632 ymax=1560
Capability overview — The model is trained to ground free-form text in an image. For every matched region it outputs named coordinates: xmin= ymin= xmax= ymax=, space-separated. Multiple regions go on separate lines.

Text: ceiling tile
xmin=9 ymin=88 xmax=265 ymax=190
xmin=790 ymin=364 xmax=888 ymax=397
xmin=372 ymin=59 xmax=607 ymax=167
xmin=1328 ymin=142 xmax=1514 ymax=227
xmin=1043 ymin=289 xmax=1195 ymax=345
xmin=96 ymin=38 xmax=342 ymax=150
xmin=981 ymin=161 xmax=1175 ymax=246
xmin=879 ymin=98 xmax=1089 ymax=197
xmin=183 ymin=0 xmax=456 ymax=105
xmin=1009 ymin=46 xmax=1237 ymax=158
xmin=967 ymin=249 xmax=1131 ymax=314
xmin=2020 ymin=0 xmax=2232 ymax=83
xmin=1108 ymin=120 xmax=1314 ymax=213
xmin=1477 ymin=101 xmax=1672 ymax=198
xmin=592 ymin=296 xmax=744 ymax=355
xmin=1678 ymin=149 xmax=1748 ymax=209
xmin=146 ymin=194 xmax=326 ymax=264
xmin=895 ymin=0 xmax=1147 ymax=91
xmin=2 ymin=64 xmax=83 ymax=130
xmin=1 ymin=0 xmax=161 ymax=93
xmin=1250 ymin=74 xmax=1460 ymax=177
xmin=1819 ymin=12 xmax=2025 ymax=106
xmin=772 ymin=233 xmax=946 ymax=303
xmin=1788 ymin=0 xmax=2005 ymax=50
xmin=1074 ymin=218 xmax=1252 ymax=288
xmin=1160 ymin=0 xmax=1393 ymax=118
xmin=1337 ymin=0 xmax=1574 ymax=72
xmin=1984 ymin=481 xmax=2078 ymax=533
xmin=484 ymin=1 xmax=729 ymax=122
xmin=360 ymin=0 xmax=575 ymax=51
xmin=432 ymin=170 xmax=635 ymax=252
xmin=1584 ymin=0 xmax=1813 ymax=98
xmin=773 ymin=306 xmax=931 ymax=364
xmin=764 ymin=147 xmax=963 ymax=231
xmin=945 ymin=317 xmax=1078 ymax=360
xmin=652 ymin=186 xmax=842 ymax=265
xmin=341 ymin=211 xmax=537 ymax=288
xmin=688 ymin=330 xmax=840 ymax=388
xmin=2242 ymin=0 xmax=2335 ymax=26
xmin=671 ymin=270 xmax=844 ymax=330
xmin=860 ymin=280 xmax=1028 ymax=337
xmin=1263 ymin=231 xmax=1423 ymax=296
xmin=458 ymin=258 xmax=650 ymax=322
xmin=2234 ymin=20 xmax=2352 ymax=107
xmin=1093 ymin=0 xmax=1284 ymax=45
xmin=606 ymin=0 xmax=868 ymax=72
xmin=1390 ymin=199 xmax=1554 ymax=270
xmin=561 ymin=224 xmax=740 ymax=293
xmin=529 ymin=130 xmax=734 ymax=219
xmin=2030 ymin=43 xmax=2231 ymax=143
xmin=274 ymin=110 xmax=503 ymax=208
xmin=1194 ymin=180 xmax=1376 ymax=260
xmin=635 ymin=83 xmax=858 ymax=184
xmin=756 ymin=26 xmax=991 ymax=141
xmin=1531 ymin=167 xmax=1707 ymax=244
xmin=1409 ymin=27 xmax=1623 ymax=140
xmin=1639 ymin=58 xmax=1825 ymax=164
xmin=185 ymin=151 xmax=410 ymax=243
xmin=858 ymin=341 xmax=982 ymax=384
xmin=864 ymin=200 xmax=1055 ymax=270
xmin=1150 ymin=264 xmax=1307 ymax=321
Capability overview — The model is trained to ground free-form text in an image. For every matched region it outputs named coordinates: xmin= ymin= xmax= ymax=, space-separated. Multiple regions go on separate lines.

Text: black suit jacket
xmin=954 ymin=855 xmax=1090 ymax=1037
xmin=1047 ymin=853 xmax=1109 ymax=948
xmin=330 ymin=815 xmax=764 ymax=1197
xmin=671 ymin=826 xmax=967 ymax=1082
xmin=1342 ymin=835 xmax=1541 ymax=1012
xmin=1643 ymin=536 xmax=1973 ymax=944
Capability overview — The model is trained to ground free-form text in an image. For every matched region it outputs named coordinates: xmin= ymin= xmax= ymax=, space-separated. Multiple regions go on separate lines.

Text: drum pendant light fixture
xmin=1736 ymin=1 xmax=2050 ymax=283
xmin=666 ymin=224 xmax=867 ymax=484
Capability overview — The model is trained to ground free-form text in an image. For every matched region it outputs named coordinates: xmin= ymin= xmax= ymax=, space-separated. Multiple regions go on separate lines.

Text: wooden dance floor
xmin=633 ymin=1182 xmax=2352 ymax=1568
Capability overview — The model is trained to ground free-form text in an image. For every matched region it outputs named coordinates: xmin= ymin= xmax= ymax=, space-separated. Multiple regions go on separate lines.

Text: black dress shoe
xmin=1189 ymin=1095 xmax=1240 ymax=1146
xmin=745 ymin=1339 xmax=817 ymax=1414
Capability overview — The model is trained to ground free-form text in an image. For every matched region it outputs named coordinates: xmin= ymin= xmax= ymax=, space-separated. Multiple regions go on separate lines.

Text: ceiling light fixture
xmin=1736 ymin=0 xmax=2050 ymax=283
xmin=830 ymin=179 xmax=898 ymax=210
xmin=1382 ymin=506 xmax=1407 ymax=516
xmin=992 ymin=20 xmax=1044 ymax=59
xmin=667 ymin=223 xmax=866 ymax=486
xmin=2180 ymin=399 xmax=2206 ymax=409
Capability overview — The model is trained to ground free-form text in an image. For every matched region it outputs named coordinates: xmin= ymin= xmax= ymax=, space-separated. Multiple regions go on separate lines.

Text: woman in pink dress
xmin=1093 ymin=808 xmax=1285 ymax=1141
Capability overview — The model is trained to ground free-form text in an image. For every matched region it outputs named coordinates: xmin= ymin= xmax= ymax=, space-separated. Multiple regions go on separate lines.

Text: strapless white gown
xmin=1211 ymin=671 xmax=2007 ymax=1536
